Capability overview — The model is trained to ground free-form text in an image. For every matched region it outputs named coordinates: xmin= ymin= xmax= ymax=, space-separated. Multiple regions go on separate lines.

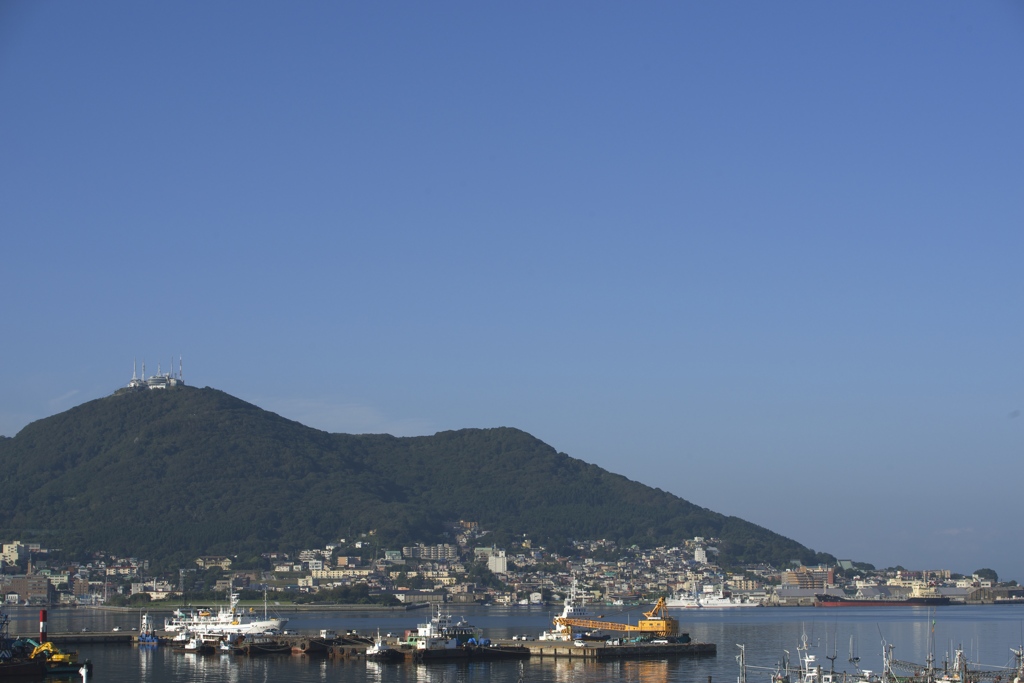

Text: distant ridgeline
xmin=0 ymin=385 xmax=834 ymax=568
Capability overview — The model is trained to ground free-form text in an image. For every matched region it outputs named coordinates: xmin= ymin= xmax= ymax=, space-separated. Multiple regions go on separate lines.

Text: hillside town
xmin=2 ymin=525 xmax=1020 ymax=608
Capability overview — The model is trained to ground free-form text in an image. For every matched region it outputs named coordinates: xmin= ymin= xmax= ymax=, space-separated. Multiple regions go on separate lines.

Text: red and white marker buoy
xmin=39 ymin=609 xmax=47 ymax=643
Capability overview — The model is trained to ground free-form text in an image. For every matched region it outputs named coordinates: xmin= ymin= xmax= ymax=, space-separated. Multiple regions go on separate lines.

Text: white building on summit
xmin=127 ymin=357 xmax=185 ymax=390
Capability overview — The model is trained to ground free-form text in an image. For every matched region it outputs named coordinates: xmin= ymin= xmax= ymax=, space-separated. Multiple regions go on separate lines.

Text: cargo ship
xmin=814 ymin=594 xmax=951 ymax=607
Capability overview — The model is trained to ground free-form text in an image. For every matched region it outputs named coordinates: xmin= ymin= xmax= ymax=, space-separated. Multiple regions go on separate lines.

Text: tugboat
xmin=365 ymin=631 xmax=404 ymax=663
xmin=403 ymin=605 xmax=478 ymax=659
xmin=137 ymin=612 xmax=159 ymax=645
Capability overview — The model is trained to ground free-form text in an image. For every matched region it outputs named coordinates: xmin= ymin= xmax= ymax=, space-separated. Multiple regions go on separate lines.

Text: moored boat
xmin=0 ymin=609 xmax=48 ymax=678
xmin=814 ymin=594 xmax=951 ymax=607
xmin=396 ymin=605 xmax=485 ymax=660
xmin=164 ymin=591 xmax=287 ymax=635
xmin=540 ymin=577 xmax=591 ymax=641
xmin=667 ymin=585 xmax=761 ymax=609
xmin=240 ymin=636 xmax=291 ymax=656
xmin=365 ymin=632 xmax=405 ymax=663
xmin=0 ymin=659 xmax=47 ymax=677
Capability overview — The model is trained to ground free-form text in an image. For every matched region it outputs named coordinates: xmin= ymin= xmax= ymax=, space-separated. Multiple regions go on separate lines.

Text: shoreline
xmin=10 ymin=600 xmax=1017 ymax=613
xmin=34 ymin=602 xmax=430 ymax=613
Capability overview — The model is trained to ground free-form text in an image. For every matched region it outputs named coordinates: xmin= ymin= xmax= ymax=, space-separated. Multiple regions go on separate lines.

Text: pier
xmin=517 ymin=641 xmax=716 ymax=660
xmin=21 ymin=631 xmax=716 ymax=662
xmin=17 ymin=632 xmax=135 ymax=646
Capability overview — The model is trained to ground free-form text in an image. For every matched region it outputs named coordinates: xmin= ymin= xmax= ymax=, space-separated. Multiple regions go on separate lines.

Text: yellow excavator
xmin=553 ymin=597 xmax=681 ymax=638
xmin=29 ymin=640 xmax=79 ymax=667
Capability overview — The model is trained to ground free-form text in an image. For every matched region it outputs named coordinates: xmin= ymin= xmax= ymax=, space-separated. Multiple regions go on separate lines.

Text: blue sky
xmin=2 ymin=2 xmax=1022 ymax=582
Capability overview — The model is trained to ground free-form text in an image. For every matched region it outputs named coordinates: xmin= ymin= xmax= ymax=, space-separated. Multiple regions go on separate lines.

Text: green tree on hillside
xmin=973 ymin=568 xmax=998 ymax=583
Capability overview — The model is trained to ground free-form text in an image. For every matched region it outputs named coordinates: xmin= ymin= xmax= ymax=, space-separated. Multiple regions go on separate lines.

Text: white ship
xmin=164 ymin=592 xmax=287 ymax=635
xmin=666 ymin=585 xmax=760 ymax=609
xmin=539 ymin=578 xmax=591 ymax=641
xmin=402 ymin=606 xmax=477 ymax=651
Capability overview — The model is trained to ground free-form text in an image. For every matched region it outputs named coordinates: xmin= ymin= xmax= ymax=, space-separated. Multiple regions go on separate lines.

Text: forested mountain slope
xmin=0 ymin=387 xmax=833 ymax=568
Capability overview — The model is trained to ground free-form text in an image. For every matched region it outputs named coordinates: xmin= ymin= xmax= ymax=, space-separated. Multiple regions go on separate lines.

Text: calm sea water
xmin=10 ymin=604 xmax=1024 ymax=683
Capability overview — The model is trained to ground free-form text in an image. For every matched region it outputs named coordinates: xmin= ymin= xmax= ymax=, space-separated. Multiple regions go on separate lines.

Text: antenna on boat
xmin=827 ymin=629 xmax=837 ymax=675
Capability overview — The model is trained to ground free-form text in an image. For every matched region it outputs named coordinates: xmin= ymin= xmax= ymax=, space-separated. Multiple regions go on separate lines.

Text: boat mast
xmin=827 ymin=630 xmax=838 ymax=676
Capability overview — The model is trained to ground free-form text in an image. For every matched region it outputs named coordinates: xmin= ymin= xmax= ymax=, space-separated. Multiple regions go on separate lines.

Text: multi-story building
xmin=488 ymin=549 xmax=508 ymax=574
xmin=9 ymin=576 xmax=54 ymax=604
xmin=195 ymin=556 xmax=232 ymax=570
xmin=780 ymin=566 xmax=834 ymax=589
xmin=1 ymin=543 xmax=27 ymax=566
xmin=403 ymin=544 xmax=459 ymax=560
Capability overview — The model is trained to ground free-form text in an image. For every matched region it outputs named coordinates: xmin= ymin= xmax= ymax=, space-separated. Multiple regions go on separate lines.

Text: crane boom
xmin=553 ymin=597 xmax=680 ymax=638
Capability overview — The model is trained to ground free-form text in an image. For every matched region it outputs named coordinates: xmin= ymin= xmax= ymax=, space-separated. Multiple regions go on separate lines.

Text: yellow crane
xmin=553 ymin=597 xmax=680 ymax=638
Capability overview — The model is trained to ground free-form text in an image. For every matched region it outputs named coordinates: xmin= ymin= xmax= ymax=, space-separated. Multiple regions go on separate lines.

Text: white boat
xmin=164 ymin=592 xmax=287 ymax=635
xmin=403 ymin=605 xmax=477 ymax=651
xmin=539 ymin=577 xmax=590 ymax=641
xmin=366 ymin=630 xmax=404 ymax=662
xmin=667 ymin=585 xmax=760 ymax=609
xmin=181 ymin=632 xmax=221 ymax=654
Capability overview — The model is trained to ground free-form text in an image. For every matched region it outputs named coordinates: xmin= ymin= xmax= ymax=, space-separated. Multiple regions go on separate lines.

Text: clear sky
xmin=2 ymin=2 xmax=1022 ymax=582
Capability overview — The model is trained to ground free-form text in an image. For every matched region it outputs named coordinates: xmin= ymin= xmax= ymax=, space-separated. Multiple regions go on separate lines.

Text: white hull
xmin=666 ymin=592 xmax=760 ymax=609
xmin=166 ymin=616 xmax=287 ymax=634
xmin=164 ymin=593 xmax=287 ymax=635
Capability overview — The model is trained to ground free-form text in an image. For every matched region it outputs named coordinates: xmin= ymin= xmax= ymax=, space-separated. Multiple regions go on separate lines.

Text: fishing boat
xmin=880 ymin=640 xmax=1024 ymax=683
xmin=737 ymin=634 xmax=878 ymax=683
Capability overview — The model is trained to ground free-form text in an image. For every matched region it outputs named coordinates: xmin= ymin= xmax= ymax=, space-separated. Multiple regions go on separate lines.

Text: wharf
xmin=401 ymin=645 xmax=531 ymax=662
xmin=363 ymin=641 xmax=713 ymax=662
xmin=22 ymin=632 xmax=717 ymax=662
xmin=518 ymin=641 xmax=716 ymax=660
xmin=16 ymin=631 xmax=135 ymax=645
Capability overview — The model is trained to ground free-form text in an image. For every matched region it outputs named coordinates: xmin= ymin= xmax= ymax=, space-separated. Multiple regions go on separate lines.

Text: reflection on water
xmin=138 ymin=645 xmax=154 ymax=678
xmin=538 ymin=656 xmax=697 ymax=683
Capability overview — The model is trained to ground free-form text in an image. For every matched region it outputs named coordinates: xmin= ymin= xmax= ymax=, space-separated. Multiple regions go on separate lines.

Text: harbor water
xmin=9 ymin=604 xmax=1024 ymax=683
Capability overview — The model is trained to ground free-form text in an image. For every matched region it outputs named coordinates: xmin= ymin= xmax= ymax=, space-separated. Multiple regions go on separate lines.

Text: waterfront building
xmin=780 ymin=565 xmax=834 ymax=589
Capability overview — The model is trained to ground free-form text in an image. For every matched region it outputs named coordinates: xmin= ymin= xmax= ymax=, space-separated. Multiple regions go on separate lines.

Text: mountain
xmin=0 ymin=386 xmax=833 ymax=568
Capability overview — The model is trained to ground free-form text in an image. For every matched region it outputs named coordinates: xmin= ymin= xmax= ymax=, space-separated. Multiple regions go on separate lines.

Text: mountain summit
xmin=0 ymin=386 xmax=832 ymax=567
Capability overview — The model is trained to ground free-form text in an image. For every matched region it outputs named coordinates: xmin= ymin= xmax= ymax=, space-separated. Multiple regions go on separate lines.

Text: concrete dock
xmin=25 ymin=632 xmax=716 ymax=662
xmin=517 ymin=640 xmax=716 ymax=660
